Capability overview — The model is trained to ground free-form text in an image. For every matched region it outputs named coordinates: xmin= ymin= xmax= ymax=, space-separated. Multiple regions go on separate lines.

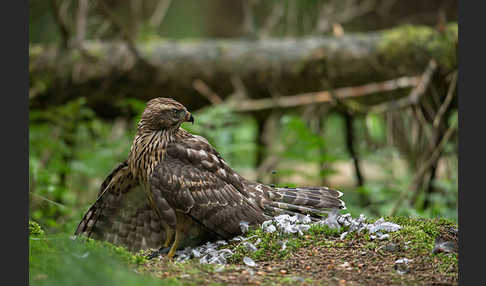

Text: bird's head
xmin=138 ymin=97 xmax=194 ymax=132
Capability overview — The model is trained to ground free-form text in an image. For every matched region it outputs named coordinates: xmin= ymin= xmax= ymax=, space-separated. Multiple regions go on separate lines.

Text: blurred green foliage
xmin=275 ymin=115 xmax=337 ymax=183
xmin=29 ymin=98 xmax=135 ymax=232
xmin=183 ymin=105 xmax=258 ymax=169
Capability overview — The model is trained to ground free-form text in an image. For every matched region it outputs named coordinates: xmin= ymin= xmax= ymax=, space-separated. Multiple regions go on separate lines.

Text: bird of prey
xmin=75 ymin=97 xmax=345 ymax=258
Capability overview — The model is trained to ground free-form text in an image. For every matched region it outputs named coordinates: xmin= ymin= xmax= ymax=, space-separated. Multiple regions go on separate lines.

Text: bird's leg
xmin=166 ymin=228 xmax=183 ymax=259
xmin=145 ymin=189 xmax=179 ymax=259
xmin=167 ymin=214 xmax=192 ymax=259
xmin=163 ymin=228 xmax=174 ymax=248
xmin=147 ymin=226 xmax=175 ymax=259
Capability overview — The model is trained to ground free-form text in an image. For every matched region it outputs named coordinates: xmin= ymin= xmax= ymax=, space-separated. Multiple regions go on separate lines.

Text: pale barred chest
xmin=128 ymin=130 xmax=173 ymax=184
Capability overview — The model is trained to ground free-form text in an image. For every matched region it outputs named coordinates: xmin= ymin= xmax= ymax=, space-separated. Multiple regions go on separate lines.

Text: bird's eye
xmin=172 ymin=109 xmax=185 ymax=118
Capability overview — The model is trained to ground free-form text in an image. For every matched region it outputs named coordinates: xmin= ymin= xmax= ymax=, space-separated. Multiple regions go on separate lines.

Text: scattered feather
xmin=240 ymin=221 xmax=250 ymax=234
xmin=243 ymin=256 xmax=257 ymax=267
xmin=170 ymin=211 xmax=402 ymax=265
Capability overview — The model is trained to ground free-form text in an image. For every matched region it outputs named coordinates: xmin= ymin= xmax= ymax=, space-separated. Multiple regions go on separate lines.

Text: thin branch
xmin=71 ymin=0 xmax=99 ymax=63
xmin=75 ymin=0 xmax=88 ymax=44
xmin=343 ymin=111 xmax=365 ymax=188
xmin=192 ymin=79 xmax=223 ymax=105
xmin=29 ymin=192 xmax=67 ymax=209
xmin=429 ymin=83 xmax=442 ymax=110
xmin=242 ymin=0 xmax=258 ymax=37
xmin=421 ymin=90 xmax=438 ymax=122
xmin=230 ymin=76 xmax=421 ymax=112
xmin=259 ymin=2 xmax=285 ymax=38
xmin=366 ymin=60 xmax=437 ymax=113
xmin=49 ymin=0 xmax=71 ymax=48
xmin=433 ymin=71 xmax=458 ymax=128
xmin=228 ymin=61 xmax=433 ymax=114
xmin=311 ymin=59 xmax=434 ymax=114
xmin=229 ymin=76 xmax=248 ymax=100
xmin=150 ymin=0 xmax=172 ymax=28
xmin=256 ymin=111 xmax=283 ymax=183
xmin=316 ymin=0 xmax=376 ymax=34
xmin=413 ymin=104 xmax=435 ymax=150
xmin=389 ymin=122 xmax=457 ymax=216
xmin=94 ymin=20 xmax=111 ymax=38
xmin=97 ymin=0 xmax=147 ymax=65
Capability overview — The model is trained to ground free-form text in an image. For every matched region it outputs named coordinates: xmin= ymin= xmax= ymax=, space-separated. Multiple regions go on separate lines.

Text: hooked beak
xmin=185 ymin=112 xmax=194 ymax=124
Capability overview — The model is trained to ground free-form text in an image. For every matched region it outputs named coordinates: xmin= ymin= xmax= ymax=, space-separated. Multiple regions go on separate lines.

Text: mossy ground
xmin=30 ymin=217 xmax=458 ymax=285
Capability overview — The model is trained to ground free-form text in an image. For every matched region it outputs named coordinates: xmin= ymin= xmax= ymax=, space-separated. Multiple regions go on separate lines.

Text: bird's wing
xmin=75 ymin=162 xmax=166 ymax=251
xmin=150 ymin=136 xmax=267 ymax=238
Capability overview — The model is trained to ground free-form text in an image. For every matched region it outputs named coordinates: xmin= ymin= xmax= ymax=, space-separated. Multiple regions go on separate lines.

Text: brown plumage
xmin=75 ymin=97 xmax=345 ymax=257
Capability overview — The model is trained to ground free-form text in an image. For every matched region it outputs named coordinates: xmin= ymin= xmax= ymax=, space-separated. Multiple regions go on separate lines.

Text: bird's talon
xmin=147 ymin=247 xmax=171 ymax=260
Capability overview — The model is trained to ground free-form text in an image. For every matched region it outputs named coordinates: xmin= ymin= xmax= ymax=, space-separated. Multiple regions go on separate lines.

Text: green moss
xmin=308 ymin=223 xmax=342 ymax=236
xmin=434 ymin=252 xmax=458 ymax=273
xmin=29 ymin=220 xmax=45 ymax=236
xmin=228 ymin=220 xmax=348 ymax=263
xmin=227 ymin=227 xmax=296 ymax=263
xmin=79 ymin=236 xmax=147 ymax=265
xmin=29 ymin=234 xmax=163 ymax=286
xmin=385 ymin=217 xmax=445 ymax=251
xmin=378 ymin=22 xmax=457 ymax=70
xmin=364 ymin=241 xmax=378 ymax=250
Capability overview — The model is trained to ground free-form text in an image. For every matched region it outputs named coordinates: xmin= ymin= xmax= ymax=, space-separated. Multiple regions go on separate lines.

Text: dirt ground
xmin=140 ymin=223 xmax=458 ymax=286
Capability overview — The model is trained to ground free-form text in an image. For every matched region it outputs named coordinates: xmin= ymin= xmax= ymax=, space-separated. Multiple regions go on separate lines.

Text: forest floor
xmin=29 ymin=216 xmax=458 ymax=286
xmin=138 ymin=217 xmax=458 ymax=286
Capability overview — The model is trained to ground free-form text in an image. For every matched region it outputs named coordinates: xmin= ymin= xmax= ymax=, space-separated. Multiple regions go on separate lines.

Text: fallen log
xmin=29 ymin=23 xmax=457 ymax=118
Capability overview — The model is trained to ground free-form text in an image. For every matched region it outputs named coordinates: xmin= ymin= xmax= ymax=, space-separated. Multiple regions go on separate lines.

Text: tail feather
xmin=75 ymin=204 xmax=103 ymax=237
xmin=269 ymin=201 xmax=331 ymax=215
xmin=276 ymin=187 xmax=343 ymax=200
xmin=273 ymin=190 xmax=343 ymax=209
xmin=263 ymin=205 xmax=321 ymax=222
xmin=263 ymin=186 xmax=346 ymax=218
